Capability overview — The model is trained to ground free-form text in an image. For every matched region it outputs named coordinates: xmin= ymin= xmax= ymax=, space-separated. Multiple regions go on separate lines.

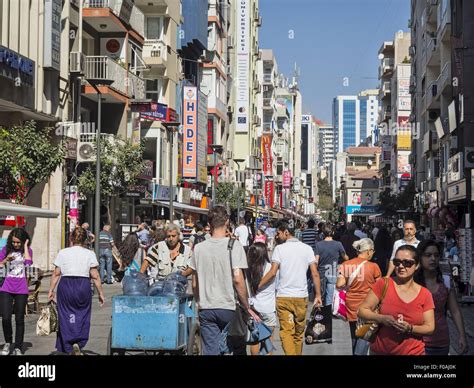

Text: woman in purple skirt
xmin=48 ymin=227 xmax=104 ymax=355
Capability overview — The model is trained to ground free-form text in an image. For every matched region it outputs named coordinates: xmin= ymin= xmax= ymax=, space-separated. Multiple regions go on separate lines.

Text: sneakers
xmin=71 ymin=343 xmax=82 ymax=356
xmin=12 ymin=348 xmax=23 ymax=356
xmin=1 ymin=343 xmax=11 ymax=356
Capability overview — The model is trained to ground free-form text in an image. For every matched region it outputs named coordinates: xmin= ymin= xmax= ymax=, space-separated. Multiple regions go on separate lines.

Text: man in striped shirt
xmin=301 ymin=219 xmax=318 ymax=253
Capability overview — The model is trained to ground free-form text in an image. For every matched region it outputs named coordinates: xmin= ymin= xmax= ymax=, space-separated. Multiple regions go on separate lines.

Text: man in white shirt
xmin=259 ymin=220 xmax=322 ymax=355
xmin=234 ymin=218 xmax=250 ymax=253
xmin=385 ymin=219 xmax=420 ymax=277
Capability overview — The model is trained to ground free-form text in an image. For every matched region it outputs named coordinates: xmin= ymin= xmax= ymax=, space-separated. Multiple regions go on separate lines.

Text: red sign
xmin=261 ymin=135 xmax=273 ymax=176
xmin=283 ymin=170 xmax=291 ymax=189
xmin=207 ymin=118 xmax=214 ymax=154
xmin=264 ymin=179 xmax=274 ymax=208
xmin=166 ymin=107 xmax=179 ymax=123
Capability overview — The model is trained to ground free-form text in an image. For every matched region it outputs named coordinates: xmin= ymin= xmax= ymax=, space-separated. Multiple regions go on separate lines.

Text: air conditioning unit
xmin=431 ymin=83 xmax=438 ymax=97
xmin=70 ymin=52 xmax=85 ymax=74
xmin=227 ymin=105 xmax=234 ymax=114
xmin=257 ymin=50 xmax=262 ymax=60
xmin=256 ymin=16 xmax=262 ymax=27
xmin=227 ymin=36 xmax=235 ymax=49
xmin=409 ymin=45 xmax=416 ymax=57
xmin=428 ymin=110 xmax=439 ymax=121
xmin=226 ymin=150 xmax=233 ymax=160
xmin=76 ymin=138 xmax=95 ymax=163
xmin=447 ymin=152 xmax=463 ymax=184
xmin=465 ymin=147 xmax=474 ymax=168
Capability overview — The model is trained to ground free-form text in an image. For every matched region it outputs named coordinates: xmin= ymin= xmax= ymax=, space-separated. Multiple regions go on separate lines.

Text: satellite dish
xmin=378 ymin=53 xmax=384 ymax=60
xmin=368 ymin=159 xmax=373 ymax=166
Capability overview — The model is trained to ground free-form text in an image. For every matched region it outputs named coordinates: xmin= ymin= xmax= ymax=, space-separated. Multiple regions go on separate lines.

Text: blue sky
xmin=259 ymin=0 xmax=411 ymax=124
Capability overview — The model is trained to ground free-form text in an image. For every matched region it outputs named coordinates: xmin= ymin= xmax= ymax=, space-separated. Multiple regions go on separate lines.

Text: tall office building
xmin=318 ymin=125 xmax=336 ymax=170
xmin=332 ymin=90 xmax=378 ymax=153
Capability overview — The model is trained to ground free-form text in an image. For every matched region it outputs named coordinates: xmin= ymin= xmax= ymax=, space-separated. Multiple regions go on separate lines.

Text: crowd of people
xmin=0 ymin=212 xmax=469 ymax=356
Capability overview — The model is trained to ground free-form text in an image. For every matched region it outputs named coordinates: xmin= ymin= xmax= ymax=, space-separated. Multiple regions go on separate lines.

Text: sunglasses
xmin=393 ymin=259 xmax=416 ymax=268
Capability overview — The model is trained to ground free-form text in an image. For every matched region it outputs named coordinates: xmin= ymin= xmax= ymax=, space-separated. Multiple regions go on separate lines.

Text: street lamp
xmin=231 ymin=158 xmax=245 ymax=223
xmin=85 ymin=77 xmax=113 ymax=259
xmin=209 ymin=144 xmax=224 ymax=207
xmin=162 ymin=121 xmax=181 ymax=222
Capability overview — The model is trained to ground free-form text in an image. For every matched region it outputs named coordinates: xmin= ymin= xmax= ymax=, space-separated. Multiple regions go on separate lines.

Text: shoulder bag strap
xmin=374 ymin=277 xmax=390 ymax=312
xmin=347 ymin=260 xmax=368 ymax=287
xmin=228 ymin=238 xmax=252 ymax=303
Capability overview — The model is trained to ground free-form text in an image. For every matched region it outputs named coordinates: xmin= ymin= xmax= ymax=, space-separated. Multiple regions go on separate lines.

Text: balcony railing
xmin=263 ymin=74 xmax=272 ymax=84
xmin=425 ymin=38 xmax=437 ymax=65
xmin=84 ymin=56 xmax=145 ymax=99
xmin=437 ymin=61 xmax=451 ymax=92
xmin=83 ymin=0 xmax=144 ymax=37
xmin=382 ymin=81 xmax=391 ymax=94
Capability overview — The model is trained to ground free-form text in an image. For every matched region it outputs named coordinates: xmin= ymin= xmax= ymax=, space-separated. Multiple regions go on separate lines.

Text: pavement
xmin=15 ymin=274 xmax=474 ymax=355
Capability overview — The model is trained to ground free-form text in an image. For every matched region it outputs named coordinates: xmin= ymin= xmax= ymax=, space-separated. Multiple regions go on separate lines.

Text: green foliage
xmin=318 ymin=177 xmax=332 ymax=197
xmin=378 ymin=181 xmax=416 ymax=214
xmin=77 ymin=137 xmax=146 ymax=200
xmin=216 ymin=181 xmax=246 ymax=210
xmin=0 ymin=121 xmax=66 ymax=203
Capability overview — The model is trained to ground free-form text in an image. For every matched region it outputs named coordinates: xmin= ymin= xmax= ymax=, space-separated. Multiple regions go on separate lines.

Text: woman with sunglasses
xmin=358 ymin=245 xmax=435 ymax=355
xmin=415 ymin=240 xmax=468 ymax=355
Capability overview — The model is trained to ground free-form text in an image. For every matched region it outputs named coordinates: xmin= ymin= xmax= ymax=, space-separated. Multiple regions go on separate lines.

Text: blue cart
xmin=107 ymin=295 xmax=201 ymax=355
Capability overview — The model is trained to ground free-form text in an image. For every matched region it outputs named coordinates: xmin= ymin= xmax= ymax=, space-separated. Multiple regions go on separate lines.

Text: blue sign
xmin=140 ymin=103 xmax=168 ymax=122
xmin=346 ymin=206 xmax=379 ymax=215
xmin=0 ymin=45 xmax=34 ymax=76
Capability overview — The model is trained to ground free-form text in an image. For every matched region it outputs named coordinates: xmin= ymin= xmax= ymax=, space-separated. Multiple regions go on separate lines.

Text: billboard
xmin=283 ymin=170 xmax=291 ymax=189
xmin=236 ymin=0 xmax=250 ymax=133
xmin=261 ymin=135 xmax=273 ymax=176
xmin=183 ymin=86 xmax=198 ymax=179
xmin=264 ymin=179 xmax=274 ymax=209
xmin=197 ymin=90 xmax=208 ymax=183
xmin=397 ymin=116 xmax=411 ymax=150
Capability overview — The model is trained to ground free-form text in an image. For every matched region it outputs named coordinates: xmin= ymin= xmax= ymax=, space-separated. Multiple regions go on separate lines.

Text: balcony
xmin=83 ymin=0 xmax=144 ymax=38
xmin=83 ymin=56 xmax=145 ymax=102
xmin=263 ymin=98 xmax=273 ymax=110
xmin=425 ymin=80 xmax=438 ymax=109
xmin=380 ymin=81 xmax=391 ymax=98
xmin=142 ymin=39 xmax=168 ymax=69
xmin=425 ymin=38 xmax=439 ymax=66
xmin=379 ymin=58 xmax=394 ymax=77
xmin=437 ymin=1 xmax=451 ymax=43
xmin=437 ymin=61 xmax=451 ymax=93
xmin=262 ymin=121 xmax=272 ymax=133
xmin=263 ymin=73 xmax=272 ymax=84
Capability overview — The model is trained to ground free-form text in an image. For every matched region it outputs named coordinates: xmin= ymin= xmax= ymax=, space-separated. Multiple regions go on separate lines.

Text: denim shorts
xmin=259 ymin=312 xmax=277 ymax=327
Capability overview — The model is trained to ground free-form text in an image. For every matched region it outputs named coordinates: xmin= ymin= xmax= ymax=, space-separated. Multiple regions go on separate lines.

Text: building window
xmin=146 ymin=79 xmax=163 ymax=103
xmin=146 ymin=16 xmax=163 ymax=40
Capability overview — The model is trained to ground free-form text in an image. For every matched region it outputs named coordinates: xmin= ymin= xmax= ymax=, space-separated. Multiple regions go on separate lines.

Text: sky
xmin=259 ymin=0 xmax=411 ymax=124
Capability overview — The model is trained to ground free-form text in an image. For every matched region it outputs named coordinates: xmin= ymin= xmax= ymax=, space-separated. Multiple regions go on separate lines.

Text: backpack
xmin=193 ymin=234 xmax=206 ymax=249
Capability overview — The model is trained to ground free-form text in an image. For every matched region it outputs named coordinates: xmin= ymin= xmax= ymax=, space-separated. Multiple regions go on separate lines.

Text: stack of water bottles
xmin=122 ymin=270 xmax=187 ymax=298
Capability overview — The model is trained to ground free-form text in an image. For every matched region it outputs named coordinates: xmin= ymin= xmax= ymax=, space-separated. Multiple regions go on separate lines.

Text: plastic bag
xmin=36 ymin=301 xmax=59 ymax=336
xmin=122 ymin=270 xmax=149 ymax=296
xmin=304 ymin=305 xmax=332 ymax=344
xmin=332 ymin=289 xmax=348 ymax=320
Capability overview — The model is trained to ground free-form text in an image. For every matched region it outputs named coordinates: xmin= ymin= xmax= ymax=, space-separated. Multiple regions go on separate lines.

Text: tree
xmin=378 ymin=181 xmax=416 ymax=215
xmin=318 ymin=177 xmax=332 ymax=197
xmin=215 ymin=181 xmax=246 ymax=210
xmin=0 ymin=121 xmax=66 ymax=204
xmin=78 ymin=137 xmax=145 ymax=222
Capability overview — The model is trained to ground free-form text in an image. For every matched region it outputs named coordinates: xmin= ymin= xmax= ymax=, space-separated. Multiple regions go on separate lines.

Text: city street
xmin=19 ymin=274 xmax=473 ymax=356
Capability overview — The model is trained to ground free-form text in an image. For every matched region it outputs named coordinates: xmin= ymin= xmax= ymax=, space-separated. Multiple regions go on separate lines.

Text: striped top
xmin=301 ymin=228 xmax=318 ymax=252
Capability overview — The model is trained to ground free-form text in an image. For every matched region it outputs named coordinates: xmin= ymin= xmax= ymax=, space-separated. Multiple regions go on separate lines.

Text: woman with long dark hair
xmin=0 ymin=228 xmax=32 ymax=355
xmin=247 ymin=242 xmax=276 ymax=355
xmin=415 ymin=240 xmax=468 ymax=355
xmin=48 ymin=227 xmax=104 ymax=355
xmin=373 ymin=227 xmax=392 ymax=276
xmin=118 ymin=232 xmax=141 ymax=275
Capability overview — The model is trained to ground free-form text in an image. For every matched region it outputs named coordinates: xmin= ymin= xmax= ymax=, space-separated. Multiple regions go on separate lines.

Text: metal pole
xmin=254 ymin=172 xmax=258 ymax=230
xmin=211 ymin=153 xmax=216 ymax=208
xmin=94 ymin=91 xmax=101 ymax=258
xmin=237 ymin=182 xmax=240 ymax=225
xmin=169 ymin=128 xmax=174 ymax=222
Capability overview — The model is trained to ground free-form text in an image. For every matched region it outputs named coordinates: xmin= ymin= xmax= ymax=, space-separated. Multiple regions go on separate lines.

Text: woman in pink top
xmin=254 ymin=229 xmax=267 ymax=244
xmin=0 ymin=228 xmax=33 ymax=356
xmin=415 ymin=240 xmax=469 ymax=355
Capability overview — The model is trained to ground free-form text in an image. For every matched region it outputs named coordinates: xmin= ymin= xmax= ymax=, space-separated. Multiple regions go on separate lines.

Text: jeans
xmin=349 ymin=321 xmax=370 ymax=355
xmin=425 ymin=346 xmax=450 ymax=355
xmin=0 ymin=291 xmax=28 ymax=350
xmin=276 ymin=297 xmax=308 ymax=355
xmin=199 ymin=309 xmax=246 ymax=356
xmin=99 ymin=248 xmax=113 ymax=283
xmin=321 ymin=275 xmax=337 ymax=307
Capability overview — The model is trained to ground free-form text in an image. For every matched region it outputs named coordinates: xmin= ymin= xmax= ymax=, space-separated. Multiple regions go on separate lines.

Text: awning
xmin=156 ymin=201 xmax=209 ymax=215
xmin=0 ymin=202 xmax=59 ymax=218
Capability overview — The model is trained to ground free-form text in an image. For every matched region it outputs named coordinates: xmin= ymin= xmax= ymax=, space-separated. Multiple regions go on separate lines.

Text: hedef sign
xmin=183 ymin=86 xmax=198 ymax=179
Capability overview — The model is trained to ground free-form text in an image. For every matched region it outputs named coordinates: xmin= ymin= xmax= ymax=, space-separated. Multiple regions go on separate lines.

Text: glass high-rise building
xmin=333 ymin=90 xmax=378 ymax=153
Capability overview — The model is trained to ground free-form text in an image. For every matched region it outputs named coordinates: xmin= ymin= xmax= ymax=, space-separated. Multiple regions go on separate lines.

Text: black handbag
xmin=226 ymin=239 xmax=251 ymax=338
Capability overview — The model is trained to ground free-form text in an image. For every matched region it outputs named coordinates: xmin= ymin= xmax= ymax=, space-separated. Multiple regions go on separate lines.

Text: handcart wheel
xmin=186 ymin=322 xmax=202 ymax=355
xmin=107 ymin=328 xmax=125 ymax=356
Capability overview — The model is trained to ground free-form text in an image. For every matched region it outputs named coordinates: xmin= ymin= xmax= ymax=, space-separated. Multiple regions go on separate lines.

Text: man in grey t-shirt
xmin=188 ymin=206 xmax=260 ymax=355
